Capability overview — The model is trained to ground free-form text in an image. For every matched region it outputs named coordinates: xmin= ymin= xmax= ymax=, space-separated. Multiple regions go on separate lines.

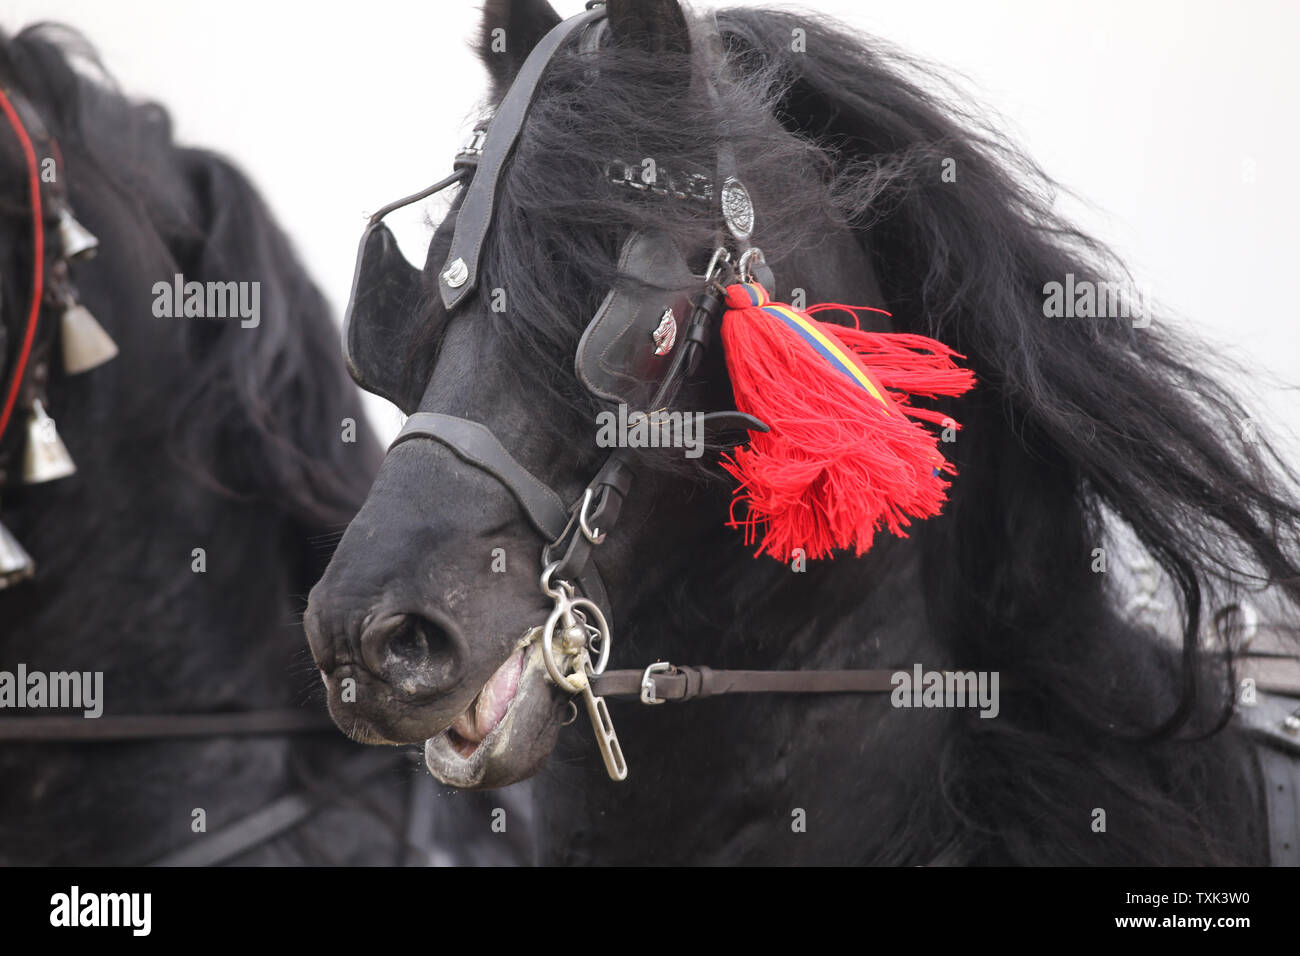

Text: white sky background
xmin=4 ymin=0 xmax=1297 ymax=461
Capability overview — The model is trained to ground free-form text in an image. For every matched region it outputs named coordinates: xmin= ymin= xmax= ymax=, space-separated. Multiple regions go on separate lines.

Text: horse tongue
xmin=474 ymin=649 xmax=523 ymax=739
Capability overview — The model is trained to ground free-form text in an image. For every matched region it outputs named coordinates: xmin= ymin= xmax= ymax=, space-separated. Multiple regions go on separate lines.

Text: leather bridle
xmin=346 ymin=3 xmax=908 ymax=781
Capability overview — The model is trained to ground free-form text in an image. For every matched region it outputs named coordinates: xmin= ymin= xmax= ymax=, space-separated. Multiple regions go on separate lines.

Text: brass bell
xmin=0 ymin=516 xmax=35 ymax=589
xmin=22 ymin=399 xmax=76 ymax=484
xmin=61 ymin=300 xmax=118 ymax=374
xmin=57 ymin=207 xmax=99 ymax=261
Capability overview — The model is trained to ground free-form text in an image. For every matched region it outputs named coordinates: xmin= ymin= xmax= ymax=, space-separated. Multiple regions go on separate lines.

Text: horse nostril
xmin=359 ymin=612 xmax=462 ymax=698
xmin=388 ymin=618 xmax=430 ymax=660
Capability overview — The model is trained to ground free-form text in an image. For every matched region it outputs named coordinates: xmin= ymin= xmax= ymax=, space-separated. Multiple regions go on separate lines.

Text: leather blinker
xmin=343 ymin=220 xmax=433 ymax=413
xmin=575 ymin=230 xmax=700 ymax=411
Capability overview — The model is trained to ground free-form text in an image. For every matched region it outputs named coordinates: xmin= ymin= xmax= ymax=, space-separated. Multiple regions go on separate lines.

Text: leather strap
xmin=647 ymin=283 xmax=725 ymax=410
xmin=696 ymin=14 xmax=741 ymax=247
xmin=549 ymin=453 xmax=632 ymax=582
xmin=440 ymin=5 xmax=608 ymax=311
xmin=0 ymin=709 xmax=334 ymax=742
xmin=391 ymin=413 xmax=570 ymax=542
xmin=590 ymin=666 xmax=901 ymax=701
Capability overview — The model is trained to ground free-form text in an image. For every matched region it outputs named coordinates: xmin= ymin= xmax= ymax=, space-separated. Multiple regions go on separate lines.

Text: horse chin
xmin=423 ymin=640 xmax=565 ymax=789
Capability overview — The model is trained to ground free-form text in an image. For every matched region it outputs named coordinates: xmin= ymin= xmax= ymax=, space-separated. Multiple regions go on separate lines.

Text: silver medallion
xmin=721 ymin=177 xmax=754 ymax=241
xmin=441 ymin=257 xmax=468 ymax=288
xmin=652 ymin=308 xmax=677 ymax=356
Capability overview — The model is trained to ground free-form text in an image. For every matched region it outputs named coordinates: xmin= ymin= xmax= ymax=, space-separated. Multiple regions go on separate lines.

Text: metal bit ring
xmin=539 ymin=597 xmax=611 ymax=691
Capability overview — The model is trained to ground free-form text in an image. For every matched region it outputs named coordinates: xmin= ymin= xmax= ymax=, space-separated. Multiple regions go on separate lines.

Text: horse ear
xmin=478 ymin=0 xmax=563 ymax=93
xmin=606 ymin=0 xmax=691 ymax=56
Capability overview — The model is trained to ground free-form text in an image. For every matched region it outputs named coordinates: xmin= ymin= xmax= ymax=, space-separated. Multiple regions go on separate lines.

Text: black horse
xmin=307 ymin=0 xmax=1300 ymax=864
xmin=0 ymin=25 xmax=477 ymax=865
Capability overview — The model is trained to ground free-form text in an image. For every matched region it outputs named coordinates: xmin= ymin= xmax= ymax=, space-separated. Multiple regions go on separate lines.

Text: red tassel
xmin=719 ymin=282 xmax=975 ymax=561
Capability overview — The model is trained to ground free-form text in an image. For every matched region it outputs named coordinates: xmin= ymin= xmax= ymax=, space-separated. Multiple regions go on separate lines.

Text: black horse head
xmin=308 ymin=0 xmax=1300 ymax=862
xmin=307 ymin=0 xmax=883 ymax=787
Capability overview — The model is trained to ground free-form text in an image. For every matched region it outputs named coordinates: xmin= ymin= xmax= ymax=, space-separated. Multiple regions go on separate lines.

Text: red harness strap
xmin=0 ymin=86 xmax=46 ymax=441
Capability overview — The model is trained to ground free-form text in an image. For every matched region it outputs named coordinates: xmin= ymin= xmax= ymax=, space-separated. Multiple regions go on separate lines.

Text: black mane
xmin=736 ymin=8 xmax=1299 ymax=862
xmin=419 ymin=16 xmax=840 ymax=425
xmin=445 ymin=6 xmax=1300 ymax=862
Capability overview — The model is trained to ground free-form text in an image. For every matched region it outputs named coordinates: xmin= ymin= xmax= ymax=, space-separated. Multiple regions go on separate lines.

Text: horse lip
xmin=425 ymin=714 xmax=511 ymax=788
xmin=423 ymin=640 xmax=562 ymax=788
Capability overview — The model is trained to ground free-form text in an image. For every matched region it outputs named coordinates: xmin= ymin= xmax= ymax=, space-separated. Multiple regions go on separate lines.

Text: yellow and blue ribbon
xmin=729 ymin=281 xmax=890 ymax=409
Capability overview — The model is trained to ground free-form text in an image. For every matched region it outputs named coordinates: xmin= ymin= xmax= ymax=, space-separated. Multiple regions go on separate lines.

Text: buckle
xmin=578 ymin=486 xmax=607 ymax=544
xmin=461 ymin=127 xmax=487 ymax=155
xmin=640 ymin=661 xmax=672 ymax=705
xmin=453 ymin=128 xmax=488 ymax=170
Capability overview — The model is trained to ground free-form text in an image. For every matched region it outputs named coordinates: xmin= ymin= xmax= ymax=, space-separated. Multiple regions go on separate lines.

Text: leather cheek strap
xmin=439 ymin=5 xmax=608 ymax=311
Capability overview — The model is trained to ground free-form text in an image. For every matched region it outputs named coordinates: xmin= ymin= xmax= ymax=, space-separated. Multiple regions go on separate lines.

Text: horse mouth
xmin=445 ymin=646 xmax=525 ymax=758
xmin=424 ymin=639 xmax=564 ymax=789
